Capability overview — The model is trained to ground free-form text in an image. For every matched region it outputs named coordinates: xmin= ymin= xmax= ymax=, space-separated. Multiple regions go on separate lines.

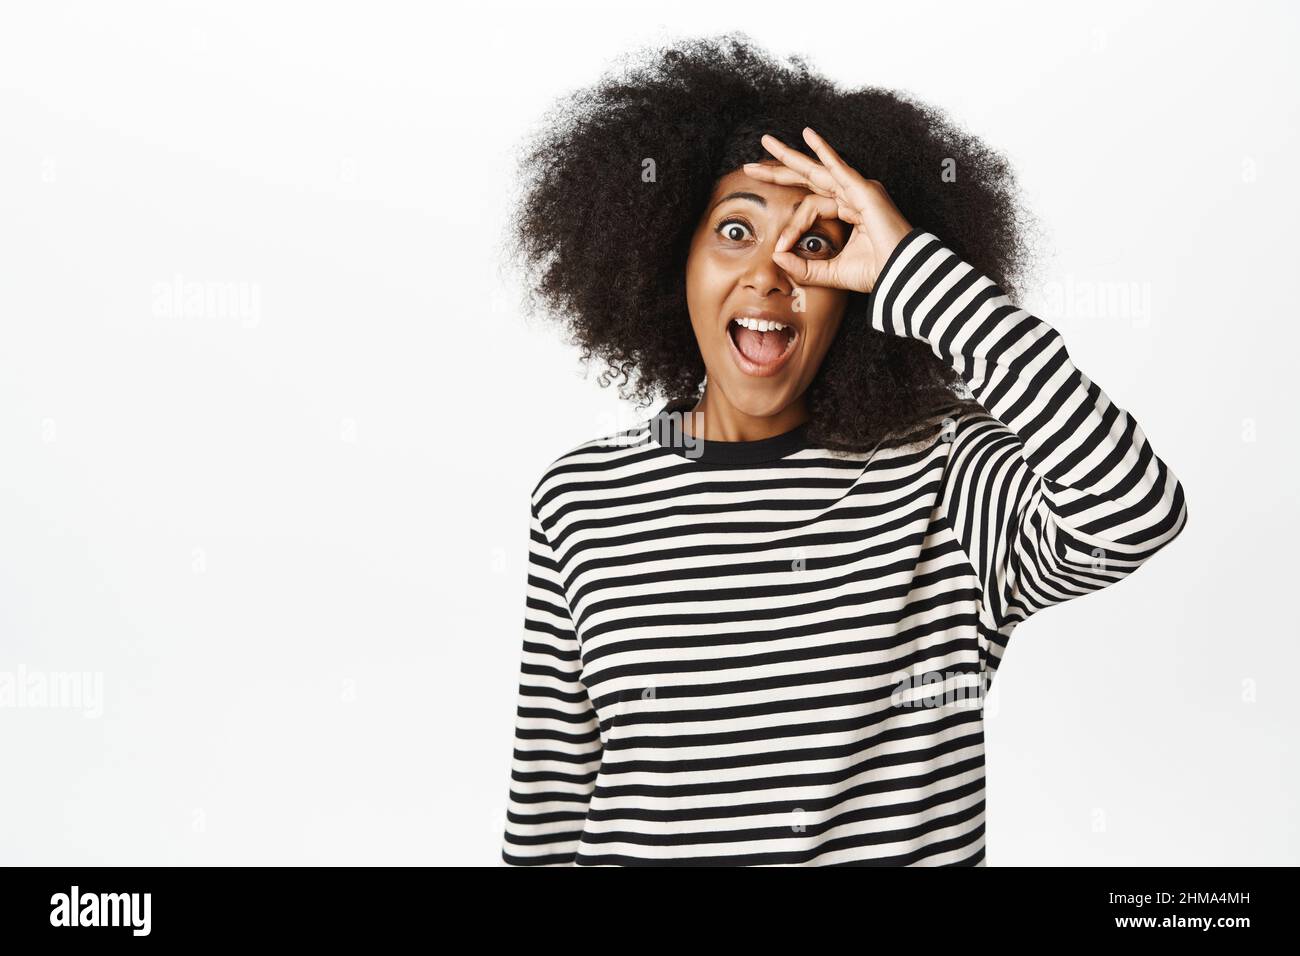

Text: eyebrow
xmin=710 ymin=191 xmax=800 ymax=214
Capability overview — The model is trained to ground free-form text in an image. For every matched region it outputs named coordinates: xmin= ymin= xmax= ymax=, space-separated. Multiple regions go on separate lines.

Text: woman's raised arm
xmin=871 ymin=228 xmax=1189 ymax=679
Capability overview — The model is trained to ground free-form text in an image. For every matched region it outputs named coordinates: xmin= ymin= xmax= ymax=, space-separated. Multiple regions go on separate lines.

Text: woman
xmin=499 ymin=35 xmax=1188 ymax=866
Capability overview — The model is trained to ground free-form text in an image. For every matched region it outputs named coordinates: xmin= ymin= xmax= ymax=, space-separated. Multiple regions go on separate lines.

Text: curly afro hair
xmin=503 ymin=32 xmax=1036 ymax=453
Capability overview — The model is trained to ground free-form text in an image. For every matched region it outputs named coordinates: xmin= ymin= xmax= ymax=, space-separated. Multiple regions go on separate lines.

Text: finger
xmin=756 ymin=133 xmax=839 ymax=196
xmin=772 ymin=248 xmax=838 ymax=289
xmin=772 ymin=193 xmax=840 ymax=255
xmin=741 ymin=161 xmax=816 ymax=190
xmin=742 ymin=158 xmax=835 ymax=201
xmin=801 ymin=126 xmax=872 ymax=202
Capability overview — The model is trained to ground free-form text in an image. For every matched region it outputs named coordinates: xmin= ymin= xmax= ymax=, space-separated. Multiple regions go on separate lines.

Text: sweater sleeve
xmin=500 ymin=498 xmax=602 ymax=866
xmin=870 ymin=228 xmax=1189 ymax=678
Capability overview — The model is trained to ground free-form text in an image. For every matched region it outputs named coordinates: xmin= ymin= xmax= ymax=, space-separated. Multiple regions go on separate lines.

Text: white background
xmin=1 ymin=0 xmax=1295 ymax=865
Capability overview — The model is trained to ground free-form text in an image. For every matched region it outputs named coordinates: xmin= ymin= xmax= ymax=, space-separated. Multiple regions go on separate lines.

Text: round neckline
xmin=649 ymin=397 xmax=811 ymax=464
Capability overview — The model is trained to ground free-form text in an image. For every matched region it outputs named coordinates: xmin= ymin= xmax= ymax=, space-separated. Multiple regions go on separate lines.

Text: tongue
xmin=734 ymin=325 xmax=790 ymax=364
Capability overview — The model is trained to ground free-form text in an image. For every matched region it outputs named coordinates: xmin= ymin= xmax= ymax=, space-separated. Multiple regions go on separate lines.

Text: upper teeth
xmin=733 ymin=317 xmax=790 ymax=332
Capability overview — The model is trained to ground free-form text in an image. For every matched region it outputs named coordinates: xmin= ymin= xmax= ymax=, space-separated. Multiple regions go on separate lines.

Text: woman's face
xmin=685 ymin=160 xmax=850 ymax=419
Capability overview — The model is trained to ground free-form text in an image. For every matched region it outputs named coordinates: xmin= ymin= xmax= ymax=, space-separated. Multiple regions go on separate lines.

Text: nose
xmin=741 ymin=242 xmax=795 ymax=298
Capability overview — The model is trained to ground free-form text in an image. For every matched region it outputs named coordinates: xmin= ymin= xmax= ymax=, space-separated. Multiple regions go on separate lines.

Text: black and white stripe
xmin=501 ymin=229 xmax=1188 ymax=865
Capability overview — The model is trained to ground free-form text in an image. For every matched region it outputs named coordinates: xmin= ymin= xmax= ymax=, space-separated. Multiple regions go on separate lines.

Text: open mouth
xmin=726 ymin=316 xmax=799 ymax=377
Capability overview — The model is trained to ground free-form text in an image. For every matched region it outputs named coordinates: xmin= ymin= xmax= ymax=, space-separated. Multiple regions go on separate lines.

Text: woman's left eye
xmin=797 ymin=234 xmax=836 ymax=257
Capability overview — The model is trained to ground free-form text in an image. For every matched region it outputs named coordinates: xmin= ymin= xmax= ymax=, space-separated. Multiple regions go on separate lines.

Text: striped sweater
xmin=500 ymin=227 xmax=1189 ymax=866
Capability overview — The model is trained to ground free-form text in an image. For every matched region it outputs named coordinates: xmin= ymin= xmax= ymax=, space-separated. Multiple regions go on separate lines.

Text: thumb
xmin=772 ymin=250 xmax=838 ymax=289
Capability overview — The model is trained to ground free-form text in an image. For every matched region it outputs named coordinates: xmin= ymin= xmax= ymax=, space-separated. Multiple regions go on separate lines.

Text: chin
xmin=720 ymin=380 xmax=797 ymax=417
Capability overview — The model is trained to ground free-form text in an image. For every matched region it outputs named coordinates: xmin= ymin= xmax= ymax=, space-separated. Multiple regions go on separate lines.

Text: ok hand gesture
xmin=744 ymin=127 xmax=914 ymax=294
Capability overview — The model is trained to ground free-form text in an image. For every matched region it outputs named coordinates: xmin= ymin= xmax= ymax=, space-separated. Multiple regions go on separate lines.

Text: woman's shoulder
xmin=874 ymin=397 xmax=990 ymax=453
xmin=528 ymin=408 xmax=661 ymax=505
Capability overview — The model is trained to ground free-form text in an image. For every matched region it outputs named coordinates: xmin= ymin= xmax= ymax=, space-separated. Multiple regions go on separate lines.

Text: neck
xmin=684 ymin=385 xmax=809 ymax=442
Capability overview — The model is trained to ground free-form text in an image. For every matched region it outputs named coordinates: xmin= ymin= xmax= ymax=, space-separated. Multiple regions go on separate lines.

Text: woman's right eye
xmin=716 ymin=219 xmax=754 ymax=242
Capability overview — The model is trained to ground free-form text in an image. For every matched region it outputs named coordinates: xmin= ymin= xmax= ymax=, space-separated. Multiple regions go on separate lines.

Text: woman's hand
xmin=743 ymin=127 xmax=913 ymax=295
